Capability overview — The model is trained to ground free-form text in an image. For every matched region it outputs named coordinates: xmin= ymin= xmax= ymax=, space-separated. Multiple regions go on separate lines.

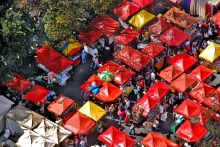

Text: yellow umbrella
xmin=78 ymin=101 xmax=106 ymax=122
xmin=129 ymin=9 xmax=155 ymax=29
xmin=199 ymin=42 xmax=220 ymax=63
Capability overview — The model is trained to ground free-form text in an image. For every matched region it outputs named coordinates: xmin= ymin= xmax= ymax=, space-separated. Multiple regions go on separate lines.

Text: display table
xmin=132 ymin=112 xmax=144 ymax=124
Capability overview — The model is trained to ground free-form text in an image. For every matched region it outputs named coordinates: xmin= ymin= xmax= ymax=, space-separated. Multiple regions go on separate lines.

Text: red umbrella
xmin=24 ymin=85 xmax=50 ymax=104
xmin=114 ymin=28 xmax=140 ymax=45
xmin=189 ymin=65 xmax=213 ymax=82
xmin=176 ymin=120 xmax=207 ymax=142
xmin=9 ymin=74 xmax=32 ymax=93
xmin=132 ymin=0 xmax=154 ymax=8
xmin=213 ymin=11 xmax=220 ymax=26
xmin=148 ymin=18 xmax=171 ymax=36
xmin=141 ymin=42 xmax=165 ymax=58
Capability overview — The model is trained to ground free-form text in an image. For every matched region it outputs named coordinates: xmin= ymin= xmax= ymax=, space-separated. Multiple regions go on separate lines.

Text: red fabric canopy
xmin=190 ymin=82 xmax=215 ymax=103
xmin=176 ymin=120 xmax=207 ymax=142
xmin=98 ymin=125 xmax=137 ymax=147
xmin=212 ymin=11 xmax=220 ymax=26
xmin=114 ymin=28 xmax=140 ymax=45
xmin=90 ymin=15 xmax=120 ymax=37
xmin=47 ymin=94 xmax=75 ymax=116
xmin=114 ymin=1 xmax=140 ymax=21
xmin=97 ymin=61 xmax=135 ymax=86
xmin=24 ymin=85 xmax=50 ymax=104
xmin=189 ymin=65 xmax=213 ymax=82
xmin=142 ymin=132 xmax=178 ymax=147
xmin=168 ymin=54 xmax=197 ymax=72
xmin=8 ymin=74 xmax=32 ymax=93
xmin=141 ymin=42 xmax=165 ymax=58
xmin=159 ymin=26 xmax=189 ymax=46
xmin=64 ymin=112 xmax=95 ymax=135
xmin=171 ymin=73 xmax=197 ymax=93
xmin=80 ymin=75 xmax=103 ymax=92
xmin=78 ymin=27 xmax=104 ymax=46
xmin=203 ymin=87 xmax=220 ymax=110
xmin=148 ymin=18 xmax=171 ymax=36
xmin=132 ymin=0 xmax=154 ymax=8
xmin=114 ymin=46 xmax=151 ymax=71
xmin=158 ymin=65 xmax=183 ymax=83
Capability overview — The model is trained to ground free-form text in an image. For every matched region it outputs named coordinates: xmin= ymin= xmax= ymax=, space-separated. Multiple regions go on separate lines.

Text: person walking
xmin=109 ymin=104 xmax=115 ymax=119
xmin=129 ymin=123 xmax=136 ymax=135
xmin=93 ymin=57 xmax=99 ymax=70
xmin=118 ymin=108 xmax=124 ymax=125
xmin=124 ymin=110 xmax=131 ymax=126
xmin=83 ymin=135 xmax=88 ymax=146
xmin=97 ymin=125 xmax=103 ymax=134
xmin=47 ymin=70 xmax=55 ymax=85
xmin=81 ymin=50 xmax=87 ymax=64
xmin=80 ymin=138 xmax=86 ymax=147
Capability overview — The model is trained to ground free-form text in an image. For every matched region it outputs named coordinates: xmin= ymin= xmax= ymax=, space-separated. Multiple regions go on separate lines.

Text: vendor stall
xmin=114 ymin=28 xmax=140 ymax=45
xmin=36 ymin=46 xmax=73 ymax=86
xmin=132 ymin=0 xmax=154 ymax=9
xmin=148 ymin=18 xmax=172 ymax=36
xmin=203 ymin=87 xmax=220 ymax=110
xmin=189 ymin=65 xmax=213 ymax=82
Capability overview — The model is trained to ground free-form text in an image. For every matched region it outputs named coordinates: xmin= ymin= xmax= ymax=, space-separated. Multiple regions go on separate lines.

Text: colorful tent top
xmin=97 ymin=61 xmax=135 ymax=86
xmin=8 ymin=74 xmax=32 ymax=93
xmin=64 ymin=112 xmax=95 ymax=135
xmin=199 ymin=42 xmax=220 ymax=63
xmin=142 ymin=132 xmax=178 ymax=147
xmin=141 ymin=42 xmax=165 ymax=58
xmin=176 ymin=120 xmax=207 ymax=142
xmin=159 ymin=26 xmax=189 ymax=46
xmin=47 ymin=94 xmax=75 ymax=116
xmin=80 ymin=74 xmax=103 ymax=92
xmin=90 ymin=15 xmax=120 ymax=37
xmin=114 ymin=28 xmax=140 ymax=45
xmin=163 ymin=7 xmax=198 ymax=29
xmin=168 ymin=54 xmax=197 ymax=72
xmin=98 ymin=125 xmax=137 ymax=147
xmin=170 ymin=73 xmax=197 ymax=93
xmin=129 ymin=10 xmax=155 ymax=29
xmin=114 ymin=46 xmax=151 ymax=71
xmin=146 ymin=81 xmax=170 ymax=100
xmin=24 ymin=85 xmax=50 ymax=104
xmin=78 ymin=101 xmax=106 ymax=122
xmin=189 ymin=65 xmax=213 ymax=82
xmin=212 ymin=11 xmax=220 ymax=26
xmin=78 ymin=27 xmax=104 ymax=46
xmin=16 ymin=130 xmax=56 ymax=147
xmin=158 ymin=65 xmax=183 ymax=83
xmin=148 ymin=18 xmax=172 ymax=36
xmin=36 ymin=46 xmax=73 ymax=73
xmin=114 ymin=1 xmax=140 ymax=21
xmin=132 ymin=0 xmax=154 ymax=8
xmin=60 ymin=38 xmax=81 ymax=56
xmin=203 ymin=87 xmax=220 ymax=109
xmin=190 ymin=82 xmax=215 ymax=103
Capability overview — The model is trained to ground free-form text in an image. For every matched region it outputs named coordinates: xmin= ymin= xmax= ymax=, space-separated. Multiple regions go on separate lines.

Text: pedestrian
xmin=93 ymin=57 xmax=99 ymax=70
xmin=81 ymin=50 xmax=87 ymax=64
xmin=36 ymin=75 xmax=43 ymax=85
xmin=124 ymin=98 xmax=130 ymax=110
xmin=80 ymin=138 xmax=86 ymax=147
xmin=74 ymin=135 xmax=79 ymax=147
xmin=152 ymin=118 xmax=159 ymax=131
xmin=83 ymin=135 xmax=88 ymax=146
xmin=105 ymin=104 xmax=109 ymax=116
xmin=129 ymin=123 xmax=136 ymax=135
xmin=91 ymin=53 xmax=98 ymax=67
xmin=97 ymin=125 xmax=103 ymax=134
xmin=118 ymin=108 xmax=124 ymax=124
xmin=159 ymin=103 xmax=164 ymax=119
xmin=124 ymin=110 xmax=131 ymax=126
xmin=47 ymin=70 xmax=55 ymax=85
xmin=109 ymin=104 xmax=115 ymax=119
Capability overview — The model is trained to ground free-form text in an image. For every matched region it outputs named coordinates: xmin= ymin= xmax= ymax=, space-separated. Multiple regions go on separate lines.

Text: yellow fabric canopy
xmin=62 ymin=38 xmax=82 ymax=56
xmin=78 ymin=101 xmax=106 ymax=122
xmin=199 ymin=42 xmax=220 ymax=63
xmin=129 ymin=9 xmax=155 ymax=29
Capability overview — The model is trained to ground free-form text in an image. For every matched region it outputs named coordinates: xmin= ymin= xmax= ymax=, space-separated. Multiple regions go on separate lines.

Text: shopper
xmin=118 ymin=108 xmax=124 ymax=124
xmin=80 ymin=138 xmax=86 ymax=147
xmin=129 ymin=123 xmax=136 ymax=135
xmin=97 ymin=125 xmax=103 ymax=134
xmin=124 ymin=110 xmax=131 ymax=126
xmin=81 ymin=50 xmax=87 ymax=64
xmin=47 ymin=70 xmax=55 ymax=85
xmin=109 ymin=104 xmax=115 ymax=119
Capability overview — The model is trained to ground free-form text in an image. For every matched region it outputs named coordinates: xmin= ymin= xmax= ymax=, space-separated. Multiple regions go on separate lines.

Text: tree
xmin=0 ymin=7 xmax=33 ymax=81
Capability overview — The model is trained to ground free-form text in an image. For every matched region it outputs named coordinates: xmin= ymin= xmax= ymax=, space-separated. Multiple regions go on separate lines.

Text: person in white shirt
xmin=150 ymin=72 xmax=155 ymax=82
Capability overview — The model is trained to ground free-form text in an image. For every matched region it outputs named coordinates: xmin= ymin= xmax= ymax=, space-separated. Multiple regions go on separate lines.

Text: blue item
xmin=92 ymin=87 xmax=100 ymax=94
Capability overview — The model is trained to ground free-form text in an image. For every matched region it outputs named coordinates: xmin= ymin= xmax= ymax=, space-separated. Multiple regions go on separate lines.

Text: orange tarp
xmin=141 ymin=42 xmax=165 ymax=58
xmin=189 ymin=65 xmax=213 ymax=82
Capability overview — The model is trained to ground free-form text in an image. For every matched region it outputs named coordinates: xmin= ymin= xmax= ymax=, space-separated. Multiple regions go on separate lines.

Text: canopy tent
xmin=170 ymin=73 xmax=197 ymax=93
xmin=158 ymin=65 xmax=183 ymax=83
xmin=129 ymin=10 xmax=155 ymax=29
xmin=114 ymin=28 xmax=140 ymax=45
xmin=78 ymin=101 xmax=106 ymax=122
xmin=98 ymin=125 xmax=137 ymax=147
xmin=159 ymin=26 xmax=189 ymax=46
xmin=142 ymin=132 xmax=178 ymax=147
xmin=90 ymin=15 xmax=120 ymax=37
xmin=203 ymin=87 xmax=220 ymax=110
xmin=24 ymin=85 xmax=50 ymax=104
xmin=148 ymin=18 xmax=172 ymax=36
xmin=212 ymin=11 xmax=220 ymax=26
xmin=8 ymin=74 xmax=32 ymax=93
xmin=163 ymin=7 xmax=198 ymax=29
xmin=97 ymin=61 xmax=135 ymax=86
xmin=33 ymin=118 xmax=71 ymax=144
xmin=5 ymin=105 xmax=44 ymax=136
xmin=132 ymin=0 xmax=154 ymax=8
xmin=64 ymin=112 xmax=95 ymax=135
xmin=47 ymin=94 xmax=75 ymax=116
xmin=199 ymin=42 xmax=220 ymax=63
xmin=189 ymin=65 xmax=213 ymax=82
xmin=190 ymin=82 xmax=215 ymax=103
xmin=114 ymin=46 xmax=151 ymax=71
xmin=114 ymin=1 xmax=140 ymax=21
xmin=176 ymin=120 xmax=207 ymax=142
xmin=168 ymin=54 xmax=197 ymax=72
xmin=141 ymin=42 xmax=165 ymax=58
xmin=80 ymin=74 xmax=103 ymax=92
xmin=0 ymin=95 xmax=14 ymax=133
xmin=16 ymin=130 xmax=56 ymax=147
xmin=78 ymin=27 xmax=104 ymax=46
xmin=60 ymin=38 xmax=82 ymax=56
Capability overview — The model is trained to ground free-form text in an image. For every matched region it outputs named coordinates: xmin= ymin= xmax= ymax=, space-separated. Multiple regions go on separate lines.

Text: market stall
xmin=114 ymin=28 xmax=140 ymax=45
xmin=47 ymin=94 xmax=77 ymax=123
xmin=132 ymin=0 xmax=154 ymax=8
xmin=203 ymin=87 xmax=220 ymax=110
xmin=189 ymin=65 xmax=213 ymax=82
xmin=36 ymin=46 xmax=73 ymax=86
xmin=98 ymin=125 xmax=137 ymax=147
xmin=64 ymin=112 xmax=95 ymax=136
xmin=213 ymin=11 xmax=220 ymax=26
xmin=148 ymin=18 xmax=172 ymax=36
xmin=114 ymin=46 xmax=151 ymax=71
xmin=141 ymin=132 xmax=178 ymax=147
